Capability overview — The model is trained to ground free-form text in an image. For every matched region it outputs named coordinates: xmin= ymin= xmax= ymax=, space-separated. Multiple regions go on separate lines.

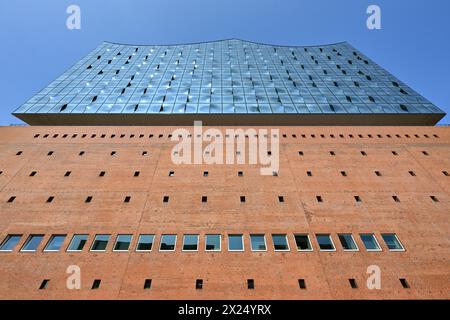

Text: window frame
xmin=135 ymin=234 xmax=155 ymax=252
xmin=182 ymin=234 xmax=199 ymax=252
xmin=294 ymin=234 xmax=313 ymax=252
xmin=272 ymin=234 xmax=290 ymax=252
xmin=0 ymin=234 xmax=22 ymax=252
xmin=315 ymin=234 xmax=336 ymax=252
xmin=205 ymin=234 xmax=221 ymax=252
xmin=113 ymin=234 xmax=133 ymax=252
xmin=43 ymin=234 xmax=67 ymax=252
xmin=381 ymin=233 xmax=405 ymax=252
xmin=228 ymin=234 xmax=244 ymax=252
xmin=20 ymin=234 xmax=45 ymax=252
xmin=89 ymin=234 xmax=111 ymax=252
xmin=359 ymin=233 xmax=382 ymax=252
xmin=250 ymin=234 xmax=267 ymax=252
xmin=337 ymin=233 xmax=359 ymax=252
xmin=66 ymin=234 xmax=89 ymax=252
xmin=159 ymin=234 xmax=177 ymax=252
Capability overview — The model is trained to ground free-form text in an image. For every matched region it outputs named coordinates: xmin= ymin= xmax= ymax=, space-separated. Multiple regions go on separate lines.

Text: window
xmin=409 ymin=171 xmax=416 ymax=176
xmin=202 ymin=196 xmax=207 ymax=203
xmin=392 ymin=151 xmax=398 ymax=156
xmin=298 ymin=151 xmax=304 ymax=156
xmin=306 ymin=171 xmax=312 ymax=177
xmin=430 ymin=195 xmax=439 ymax=202
xmin=250 ymin=234 xmax=266 ymax=251
xmin=159 ymin=234 xmax=176 ymax=251
xmin=47 ymin=196 xmax=54 ymax=203
xmin=67 ymin=234 xmax=88 ymax=252
xmin=39 ymin=279 xmax=50 ymax=290
xmin=47 ymin=151 xmax=54 ymax=156
xmin=134 ymin=171 xmax=140 ymax=177
xmin=136 ymin=234 xmax=154 ymax=251
xmin=113 ymin=234 xmax=132 ymax=251
xmin=400 ymin=278 xmax=410 ymax=289
xmin=79 ymin=151 xmax=85 ymax=156
xmin=443 ymin=171 xmax=449 ymax=176
xmin=163 ymin=195 xmax=169 ymax=203
xmin=111 ymin=151 xmax=116 ymax=156
xmin=278 ymin=196 xmax=284 ymax=203
xmin=360 ymin=234 xmax=381 ymax=251
xmin=329 ymin=151 xmax=335 ymax=156
xmin=182 ymin=234 xmax=199 ymax=251
xmin=375 ymin=171 xmax=382 ymax=176
xmin=298 ymin=279 xmax=306 ymax=289
xmin=316 ymin=196 xmax=323 ymax=202
xmin=360 ymin=151 xmax=367 ymax=156
xmin=247 ymin=279 xmax=255 ymax=289
xmin=203 ymin=171 xmax=209 ymax=177
xmin=294 ymin=234 xmax=312 ymax=251
xmin=64 ymin=171 xmax=71 ymax=177
xmin=422 ymin=151 xmax=429 ymax=156
xmin=272 ymin=234 xmax=289 ymax=251
xmin=99 ymin=171 xmax=106 ymax=177
xmin=349 ymin=279 xmax=358 ymax=289
xmin=392 ymin=195 xmax=400 ymax=202
xmin=0 ymin=234 xmax=22 ymax=251
xmin=338 ymin=234 xmax=358 ymax=251
xmin=205 ymin=234 xmax=221 ymax=251
xmin=90 ymin=234 xmax=110 ymax=251
xmin=91 ymin=279 xmax=101 ymax=289
xmin=85 ymin=196 xmax=93 ymax=203
xmin=316 ymin=234 xmax=335 ymax=251
xmin=21 ymin=235 xmax=44 ymax=252
xmin=240 ymin=196 xmax=246 ymax=203
xmin=381 ymin=233 xmax=404 ymax=251
xmin=228 ymin=234 xmax=244 ymax=251
xmin=16 ymin=151 xmax=22 ymax=156
xmin=30 ymin=171 xmax=37 ymax=177
xmin=354 ymin=195 xmax=362 ymax=202
xmin=196 ymin=279 xmax=203 ymax=290
xmin=144 ymin=279 xmax=152 ymax=289
xmin=238 ymin=171 xmax=244 ymax=177
xmin=168 ymin=171 xmax=174 ymax=177
xmin=44 ymin=235 xmax=66 ymax=252
xmin=340 ymin=171 xmax=347 ymax=177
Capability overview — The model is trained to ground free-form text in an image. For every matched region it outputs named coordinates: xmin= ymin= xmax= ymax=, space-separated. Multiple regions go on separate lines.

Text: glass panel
xmin=21 ymin=235 xmax=44 ymax=252
xmin=294 ymin=234 xmax=312 ymax=251
xmin=136 ymin=234 xmax=154 ymax=251
xmin=182 ymin=234 xmax=199 ymax=251
xmin=0 ymin=235 xmax=22 ymax=251
xmin=360 ymin=234 xmax=381 ymax=251
xmin=228 ymin=234 xmax=244 ymax=251
xmin=205 ymin=234 xmax=221 ymax=251
xmin=316 ymin=234 xmax=335 ymax=251
xmin=160 ymin=234 xmax=176 ymax=251
xmin=44 ymin=235 xmax=66 ymax=251
xmin=338 ymin=234 xmax=358 ymax=250
xmin=67 ymin=234 xmax=88 ymax=251
xmin=381 ymin=233 xmax=404 ymax=251
xmin=91 ymin=234 xmax=110 ymax=251
xmin=250 ymin=234 xmax=266 ymax=251
xmin=114 ymin=234 xmax=132 ymax=251
xmin=272 ymin=234 xmax=289 ymax=251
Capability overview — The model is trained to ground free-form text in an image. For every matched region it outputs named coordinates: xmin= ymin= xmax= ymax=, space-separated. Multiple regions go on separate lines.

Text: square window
xmin=159 ymin=234 xmax=176 ymax=251
xmin=124 ymin=196 xmax=131 ymax=203
xmin=182 ymin=234 xmax=199 ymax=251
xmin=67 ymin=234 xmax=89 ymax=252
xmin=278 ymin=196 xmax=284 ymax=203
xmin=113 ymin=234 xmax=132 ymax=251
xmin=20 ymin=235 xmax=44 ymax=252
xmin=381 ymin=233 xmax=404 ymax=251
xmin=228 ymin=234 xmax=244 ymax=251
xmin=238 ymin=171 xmax=244 ymax=177
xmin=168 ymin=171 xmax=174 ymax=177
xmin=338 ymin=234 xmax=358 ymax=251
xmin=99 ymin=171 xmax=106 ymax=177
xmin=136 ymin=234 xmax=154 ymax=251
xmin=144 ymin=279 xmax=152 ymax=289
xmin=203 ymin=171 xmax=209 ymax=177
xmin=272 ymin=234 xmax=290 ymax=251
xmin=0 ymin=234 xmax=22 ymax=251
xmin=163 ymin=195 xmax=169 ymax=203
xmin=360 ymin=234 xmax=381 ymax=251
xmin=294 ymin=234 xmax=313 ymax=251
xmin=44 ymin=235 xmax=66 ymax=252
xmin=90 ymin=234 xmax=110 ymax=251
xmin=205 ymin=234 xmax=221 ymax=251
xmin=250 ymin=234 xmax=267 ymax=251
xmin=316 ymin=234 xmax=335 ymax=251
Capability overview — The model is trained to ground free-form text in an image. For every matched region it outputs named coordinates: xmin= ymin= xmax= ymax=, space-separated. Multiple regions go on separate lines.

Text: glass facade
xmin=13 ymin=39 xmax=444 ymax=121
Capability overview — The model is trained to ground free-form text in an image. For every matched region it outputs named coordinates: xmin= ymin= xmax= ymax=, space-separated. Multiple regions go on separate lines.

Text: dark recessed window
xmin=399 ymin=278 xmax=409 ymax=289
xmin=298 ymin=279 xmax=306 ymax=289
xmin=47 ymin=151 xmax=54 ymax=156
xmin=247 ymin=279 xmax=255 ymax=289
xmin=91 ymin=279 xmax=101 ymax=290
xmin=409 ymin=171 xmax=416 ymax=176
xmin=278 ymin=196 xmax=284 ymax=203
xmin=354 ymin=195 xmax=362 ymax=202
xmin=443 ymin=171 xmax=449 ymax=176
xmin=64 ymin=171 xmax=71 ymax=177
xmin=111 ymin=151 xmax=116 ymax=156
xmin=316 ymin=196 xmax=323 ymax=203
xmin=47 ymin=196 xmax=54 ymax=203
xmin=168 ymin=171 xmax=174 ymax=177
xmin=307 ymin=171 xmax=312 ymax=176
xmin=340 ymin=171 xmax=347 ymax=177
xmin=349 ymin=279 xmax=358 ymax=289
xmin=392 ymin=196 xmax=400 ymax=202
xmin=16 ymin=151 xmax=22 ymax=156
xmin=203 ymin=171 xmax=209 ymax=177
xmin=39 ymin=279 xmax=50 ymax=290
xmin=392 ymin=151 xmax=398 ymax=156
xmin=196 ymin=279 xmax=203 ymax=290
xmin=430 ymin=196 xmax=439 ymax=202
xmin=163 ymin=196 xmax=169 ymax=203
xmin=375 ymin=171 xmax=382 ymax=176
xmin=7 ymin=196 xmax=16 ymax=203
xmin=144 ymin=279 xmax=152 ymax=289
xmin=142 ymin=151 xmax=148 ymax=156
xmin=361 ymin=151 xmax=367 ymax=156
xmin=238 ymin=171 xmax=243 ymax=177
xmin=240 ymin=196 xmax=246 ymax=203
xmin=202 ymin=196 xmax=208 ymax=203
xmin=85 ymin=196 xmax=93 ymax=203
xmin=298 ymin=151 xmax=304 ymax=156
xmin=124 ymin=196 xmax=131 ymax=203
xmin=29 ymin=171 xmax=37 ymax=177
xmin=134 ymin=171 xmax=140 ymax=177
xmin=99 ymin=171 xmax=106 ymax=177
xmin=272 ymin=171 xmax=278 ymax=176
xmin=422 ymin=151 xmax=429 ymax=156
xmin=79 ymin=151 xmax=85 ymax=156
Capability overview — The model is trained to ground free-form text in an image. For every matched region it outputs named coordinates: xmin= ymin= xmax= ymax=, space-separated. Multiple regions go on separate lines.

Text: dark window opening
xmin=111 ymin=151 xmax=117 ymax=156
xmin=247 ymin=279 xmax=255 ymax=289
xmin=298 ymin=279 xmax=306 ymax=289
xmin=443 ymin=171 xmax=449 ymax=176
xmin=240 ymin=196 xmax=246 ymax=203
xmin=202 ymin=196 xmax=208 ymax=203
xmin=422 ymin=151 xmax=429 ymax=156
xmin=349 ymin=279 xmax=358 ymax=289
xmin=64 ymin=171 xmax=71 ymax=177
xmin=196 ymin=279 xmax=203 ymax=290
xmin=39 ymin=279 xmax=49 ymax=290
xmin=392 ymin=151 xmax=398 ymax=156
xmin=430 ymin=196 xmax=439 ymax=202
xmin=7 ymin=196 xmax=16 ymax=203
xmin=134 ymin=171 xmax=140 ymax=177
xmin=47 ymin=151 xmax=54 ymax=156
xmin=330 ymin=151 xmax=335 ymax=156
xmin=144 ymin=279 xmax=152 ymax=289
xmin=400 ymin=278 xmax=410 ymax=289
xmin=361 ymin=151 xmax=367 ymax=156
xmin=278 ymin=196 xmax=284 ymax=203
xmin=307 ymin=171 xmax=312 ymax=177
xmin=375 ymin=171 xmax=382 ymax=176
xmin=163 ymin=196 xmax=169 ymax=203
xmin=298 ymin=151 xmax=304 ymax=156
xmin=392 ymin=196 xmax=400 ymax=203
xmin=99 ymin=171 xmax=105 ymax=177
xmin=354 ymin=196 xmax=362 ymax=202
xmin=409 ymin=171 xmax=416 ymax=176
xmin=47 ymin=196 xmax=54 ymax=203
xmin=238 ymin=171 xmax=243 ymax=177
xmin=203 ymin=171 xmax=209 ymax=177
xmin=124 ymin=196 xmax=131 ymax=203
xmin=91 ymin=279 xmax=101 ymax=290
xmin=30 ymin=171 xmax=37 ymax=177
xmin=340 ymin=171 xmax=347 ymax=177
xmin=316 ymin=196 xmax=323 ymax=203
xmin=16 ymin=151 xmax=22 ymax=156
xmin=79 ymin=151 xmax=85 ymax=156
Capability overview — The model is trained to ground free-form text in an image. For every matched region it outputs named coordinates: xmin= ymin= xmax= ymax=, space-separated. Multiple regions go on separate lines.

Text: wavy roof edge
xmin=102 ymin=38 xmax=348 ymax=48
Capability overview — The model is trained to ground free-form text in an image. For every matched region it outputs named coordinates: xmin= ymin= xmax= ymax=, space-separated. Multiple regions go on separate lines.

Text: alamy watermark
xmin=170 ymin=121 xmax=279 ymax=176
xmin=66 ymin=5 xmax=81 ymax=30
xmin=367 ymin=5 xmax=381 ymax=30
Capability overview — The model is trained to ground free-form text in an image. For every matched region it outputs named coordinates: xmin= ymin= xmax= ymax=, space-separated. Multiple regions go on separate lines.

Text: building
xmin=0 ymin=39 xmax=449 ymax=299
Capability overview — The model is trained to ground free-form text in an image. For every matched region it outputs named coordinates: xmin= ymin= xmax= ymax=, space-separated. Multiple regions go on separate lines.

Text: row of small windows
xmin=1 ymin=170 xmax=450 ymax=178
xmin=32 ymin=133 xmax=441 ymax=139
xmin=0 ymin=233 xmax=405 ymax=253
xmin=37 ymin=277 xmax=411 ymax=291
xmin=4 ymin=194 xmax=441 ymax=204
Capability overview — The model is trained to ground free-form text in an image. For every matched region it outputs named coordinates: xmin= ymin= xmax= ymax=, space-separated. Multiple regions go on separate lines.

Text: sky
xmin=0 ymin=0 xmax=448 ymax=125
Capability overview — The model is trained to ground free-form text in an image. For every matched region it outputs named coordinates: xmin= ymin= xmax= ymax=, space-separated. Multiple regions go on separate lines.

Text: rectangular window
xmin=113 ymin=234 xmax=132 ymax=251
xmin=39 ymin=279 xmax=50 ymax=290
xmin=272 ymin=234 xmax=290 ymax=251
xmin=338 ymin=234 xmax=358 ymax=251
xmin=0 ymin=234 xmax=22 ymax=251
xmin=44 ymin=235 xmax=66 ymax=252
xmin=381 ymin=233 xmax=405 ymax=251
xmin=144 ymin=279 xmax=152 ymax=289
xmin=182 ymin=234 xmax=199 ymax=251
xmin=360 ymin=234 xmax=381 ymax=251
xmin=90 ymin=234 xmax=110 ymax=251
xmin=316 ymin=234 xmax=335 ymax=251
xmin=205 ymin=234 xmax=221 ymax=251
xmin=136 ymin=234 xmax=154 ymax=251
xmin=250 ymin=234 xmax=266 ymax=251
xmin=228 ymin=234 xmax=244 ymax=251
xmin=159 ymin=234 xmax=176 ymax=251
xmin=247 ymin=279 xmax=254 ymax=289
xmin=298 ymin=279 xmax=306 ymax=289
xmin=91 ymin=279 xmax=101 ymax=289
xmin=20 ymin=235 xmax=44 ymax=252
xmin=294 ymin=234 xmax=313 ymax=251
xmin=67 ymin=234 xmax=88 ymax=252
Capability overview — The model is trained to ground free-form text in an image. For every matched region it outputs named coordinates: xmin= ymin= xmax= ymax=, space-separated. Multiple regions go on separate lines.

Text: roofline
xmin=101 ymin=38 xmax=348 ymax=48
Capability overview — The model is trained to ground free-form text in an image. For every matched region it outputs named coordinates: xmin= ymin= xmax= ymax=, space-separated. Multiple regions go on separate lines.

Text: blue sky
xmin=0 ymin=0 xmax=448 ymax=125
